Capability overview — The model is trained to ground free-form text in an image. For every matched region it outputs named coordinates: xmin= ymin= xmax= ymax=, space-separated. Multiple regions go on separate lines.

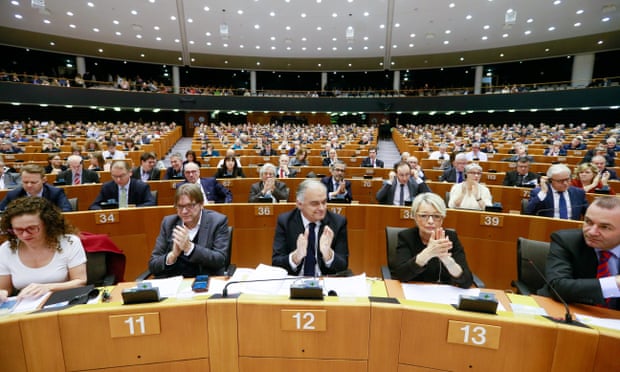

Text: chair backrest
xmin=516 ymin=237 xmax=551 ymax=294
xmin=520 ymin=198 xmax=528 ymax=215
xmin=68 ymin=197 xmax=78 ymax=211
xmin=385 ymin=226 xmax=407 ymax=279
xmin=223 ymin=226 xmax=235 ymax=276
xmin=81 ymin=232 xmax=126 ymax=286
xmin=444 ymin=191 xmax=450 ymax=206
xmin=150 ymin=190 xmax=159 ymax=204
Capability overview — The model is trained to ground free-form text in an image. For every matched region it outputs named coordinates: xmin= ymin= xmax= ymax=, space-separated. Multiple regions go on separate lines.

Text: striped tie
xmin=597 ymin=251 xmax=613 ymax=307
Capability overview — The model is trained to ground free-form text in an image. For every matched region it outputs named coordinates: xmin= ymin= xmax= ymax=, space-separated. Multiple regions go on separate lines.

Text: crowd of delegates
xmin=0 ymin=119 xmax=618 ymax=311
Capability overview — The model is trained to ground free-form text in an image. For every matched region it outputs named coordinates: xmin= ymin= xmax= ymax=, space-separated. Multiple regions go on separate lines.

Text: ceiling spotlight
xmin=346 ymin=26 xmax=354 ymax=43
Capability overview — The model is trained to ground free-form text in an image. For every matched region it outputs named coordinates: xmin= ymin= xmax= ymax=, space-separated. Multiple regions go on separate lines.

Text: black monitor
xmin=256 ymin=197 xmax=274 ymax=203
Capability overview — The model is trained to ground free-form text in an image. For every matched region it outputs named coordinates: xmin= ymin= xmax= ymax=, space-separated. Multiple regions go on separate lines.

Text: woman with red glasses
xmin=0 ymin=197 xmax=86 ymax=302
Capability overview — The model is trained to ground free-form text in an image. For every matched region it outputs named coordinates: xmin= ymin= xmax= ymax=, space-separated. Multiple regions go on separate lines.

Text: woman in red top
xmin=571 ymin=163 xmax=615 ymax=194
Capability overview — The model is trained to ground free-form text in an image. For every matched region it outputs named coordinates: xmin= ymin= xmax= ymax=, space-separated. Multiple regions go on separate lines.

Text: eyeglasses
xmin=175 ymin=203 xmax=198 ymax=212
xmin=551 ymin=178 xmax=570 ymax=183
xmin=9 ymin=225 xmax=41 ymax=235
xmin=467 ymin=172 xmax=482 ymax=176
xmin=333 ymin=168 xmax=345 ymax=172
xmin=416 ymin=214 xmax=444 ymax=221
xmin=184 ymin=170 xmax=199 ymax=174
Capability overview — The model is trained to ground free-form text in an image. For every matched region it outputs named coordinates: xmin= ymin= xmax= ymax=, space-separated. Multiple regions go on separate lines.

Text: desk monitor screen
xmin=485 ymin=205 xmax=503 ymax=213
xmin=328 ymin=198 xmax=350 ymax=204
xmin=256 ymin=197 xmax=274 ymax=203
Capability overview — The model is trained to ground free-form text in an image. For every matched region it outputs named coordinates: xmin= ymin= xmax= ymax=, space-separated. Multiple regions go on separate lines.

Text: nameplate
xmin=447 ymin=320 xmax=500 ymax=349
xmin=281 ymin=309 xmax=327 ymax=332
xmin=109 ymin=313 xmax=160 ymax=338
xmin=362 ymin=180 xmax=373 ymax=188
xmin=480 ymin=215 xmax=504 ymax=227
xmin=95 ymin=211 xmax=120 ymax=225
xmin=329 ymin=206 xmax=346 ymax=216
xmin=400 ymin=208 xmax=415 ymax=219
xmin=254 ymin=205 xmax=273 ymax=216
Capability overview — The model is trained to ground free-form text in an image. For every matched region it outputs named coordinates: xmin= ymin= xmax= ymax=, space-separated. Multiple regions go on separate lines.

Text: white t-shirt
xmin=0 ymin=234 xmax=86 ymax=290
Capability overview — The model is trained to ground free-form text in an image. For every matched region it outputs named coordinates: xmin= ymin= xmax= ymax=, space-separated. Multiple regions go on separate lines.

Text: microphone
xmin=214 ymin=277 xmax=302 ymax=298
xmin=526 ymin=259 xmax=589 ymax=327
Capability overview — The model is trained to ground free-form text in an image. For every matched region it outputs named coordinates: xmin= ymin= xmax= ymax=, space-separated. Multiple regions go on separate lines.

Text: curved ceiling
xmin=1 ymin=0 xmax=619 ymax=71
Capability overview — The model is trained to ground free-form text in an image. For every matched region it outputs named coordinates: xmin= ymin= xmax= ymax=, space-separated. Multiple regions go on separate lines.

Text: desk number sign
xmin=109 ymin=313 xmax=160 ymax=338
xmin=281 ymin=309 xmax=327 ymax=332
xmin=447 ymin=320 xmax=500 ymax=349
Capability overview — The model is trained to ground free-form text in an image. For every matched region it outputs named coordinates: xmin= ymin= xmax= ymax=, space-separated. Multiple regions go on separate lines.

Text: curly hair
xmin=1 ymin=197 xmax=76 ymax=252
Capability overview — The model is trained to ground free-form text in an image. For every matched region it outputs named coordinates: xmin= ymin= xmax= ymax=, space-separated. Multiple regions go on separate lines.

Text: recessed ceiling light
xmin=174 ymin=38 xmax=180 ymax=43
xmin=88 ymin=2 xmax=94 ymax=7
xmin=332 ymin=37 xmax=337 ymax=41
xmin=113 ymin=20 xmax=119 ymax=25
xmin=598 ymin=40 xmax=604 ymax=44
xmin=502 ymin=33 xmax=508 ymax=38
xmin=364 ymin=12 xmax=369 ymax=16
xmin=347 ymin=46 xmax=352 ymax=50
xmin=131 ymin=10 xmax=137 ymax=15
xmin=189 ymin=40 xmax=194 ymax=44
xmin=317 ymin=47 xmax=322 ymax=50
xmin=483 ymin=25 xmax=490 ymax=30
xmin=204 ymin=6 xmax=210 ymax=11
xmin=66 ymin=11 xmax=74 ymax=16
xmin=466 ymin=14 xmax=472 ymax=20
xmin=240 ymin=44 xmax=244 ymax=48
xmin=205 ymin=32 xmax=211 ymax=36
xmin=574 ymin=22 xmax=581 ymax=27
xmin=256 ymin=45 xmax=261 ymax=49
xmin=43 ymin=19 xmax=50 ymax=24
xmin=545 ymin=48 xmax=550 ymax=52
xmin=363 ymin=36 xmax=368 ymax=40
xmin=98 ymin=48 xmax=103 ymax=53
xmin=170 ymin=16 xmax=176 ymax=21
xmin=69 ymin=24 xmax=76 ymax=28
xmin=394 ymin=23 xmax=400 ymax=28
xmin=286 ymin=26 xmax=291 ymax=30
xmin=332 ymin=13 xmax=337 ymax=18
xmin=363 ymin=46 xmax=368 ymax=50
xmin=553 ymin=0 xmax=561 ymax=5
xmin=115 ymin=31 xmax=121 ymax=36
xmin=548 ymin=26 xmax=555 ymax=31
xmin=187 ymin=18 xmax=193 ymax=23
xmin=449 ymin=3 xmax=455 ymax=8
xmin=499 ymin=53 xmax=504 ymax=57
xmin=10 ymin=1 xmax=18 ymax=5
xmin=445 ymin=30 xmax=451 ymax=34
xmin=601 ymin=17 xmax=610 ymax=22
xmin=481 ymin=36 xmax=488 ymax=40
xmin=301 ymin=13 xmax=306 ymax=18
xmin=254 ymin=24 xmax=260 ymax=29
xmin=270 ymin=12 xmax=275 ymax=16
xmin=156 ymin=37 xmax=161 ymax=41
xmin=524 ymin=30 xmax=531 ymax=35
xmin=317 ymin=26 xmax=322 ymax=31
xmin=93 ymin=28 xmax=100 ymax=32
xmin=379 ymin=45 xmax=384 ymax=49
xmin=154 ymin=26 xmax=160 ymax=30
xmin=459 ymin=57 xmax=464 ymax=61
xmin=332 ymin=47 xmax=337 ymax=51
xmin=49 ymin=41 xmax=55 ymax=46
xmin=443 ymin=40 xmax=449 ymax=45
xmin=237 ymin=10 xmax=243 ymax=15
xmin=408 ymin=43 xmax=414 ymax=48
xmin=576 ymin=9 xmax=584 ymax=15
xmin=301 ymin=46 xmax=306 ymax=50
xmin=379 ymin=24 xmax=385 ymax=29
xmin=136 ymin=34 xmax=142 ymax=39
xmin=527 ymin=18 xmax=533 ymax=23
xmin=206 ymin=42 xmax=211 ymax=46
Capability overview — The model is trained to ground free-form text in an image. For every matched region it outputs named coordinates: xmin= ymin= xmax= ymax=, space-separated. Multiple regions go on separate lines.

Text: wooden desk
xmin=3 ymin=279 xmax=619 ymax=372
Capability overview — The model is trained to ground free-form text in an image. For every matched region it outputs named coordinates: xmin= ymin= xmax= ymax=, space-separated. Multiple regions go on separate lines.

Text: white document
xmin=144 ymin=276 xmax=184 ymax=298
xmin=576 ymin=314 xmax=620 ymax=331
xmin=402 ymin=283 xmax=480 ymax=305
xmin=322 ymin=273 xmax=369 ymax=297
xmin=11 ymin=293 xmax=49 ymax=314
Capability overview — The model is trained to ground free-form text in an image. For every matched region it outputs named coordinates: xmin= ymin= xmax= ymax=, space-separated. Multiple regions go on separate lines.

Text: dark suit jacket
xmin=164 ymin=166 xmax=185 ymax=180
xmin=393 ymin=227 xmax=473 ymax=288
xmin=248 ymin=180 xmax=290 ymax=202
xmin=272 ymin=208 xmax=348 ymax=275
xmin=361 ymin=157 xmax=385 ymax=168
xmin=131 ymin=166 xmax=161 ymax=181
xmin=321 ymin=176 xmax=353 ymax=203
xmin=375 ymin=179 xmax=432 ymax=205
xmin=525 ymin=186 xmax=588 ymax=220
xmin=502 ymin=171 xmax=540 ymax=187
xmin=275 ymin=167 xmax=298 ymax=178
xmin=148 ymin=210 xmax=230 ymax=278
xmin=89 ymin=179 xmax=156 ymax=209
xmin=602 ymin=167 xmax=618 ymax=180
xmin=0 ymin=183 xmax=72 ymax=211
xmin=539 ymin=229 xmax=614 ymax=308
xmin=213 ymin=167 xmax=246 ymax=179
xmin=178 ymin=178 xmax=232 ymax=203
xmin=439 ymin=167 xmax=465 ymax=183
xmin=57 ymin=169 xmax=100 ymax=185
xmin=259 ymin=149 xmax=278 ymax=156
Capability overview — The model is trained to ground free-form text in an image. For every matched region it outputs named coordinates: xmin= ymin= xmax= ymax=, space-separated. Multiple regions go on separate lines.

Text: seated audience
xmin=392 ymin=193 xmax=473 ymax=288
xmin=448 ymin=163 xmax=492 ymax=210
xmin=44 ymin=154 xmax=67 ymax=175
xmin=0 ymin=160 xmax=21 ymax=189
xmin=376 ymin=162 xmax=431 ymax=206
xmin=571 ymin=163 xmax=615 ymax=194
xmin=214 ymin=155 xmax=246 ymax=179
xmin=88 ymin=151 xmax=105 ymax=172
xmin=464 ymin=143 xmax=488 ymax=161
xmin=321 ymin=160 xmax=353 ymax=203
xmin=260 ymin=142 xmax=278 ymax=156
xmin=183 ymin=150 xmax=201 ymax=168
xmin=502 ymin=157 xmax=540 ymax=187
xmin=89 ymin=160 xmax=156 ymax=209
xmin=148 ymin=184 xmax=230 ymax=278
xmin=275 ymin=154 xmax=298 ymax=178
xmin=248 ymin=163 xmax=290 ymax=203
xmin=525 ymin=164 xmax=588 ymax=220
xmin=591 ymin=155 xmax=618 ymax=180
xmin=57 ymin=154 xmax=100 ymax=185
xmin=290 ymin=148 xmax=309 ymax=166
xmin=439 ymin=153 xmax=468 ymax=183
xmin=272 ymin=180 xmax=349 ymax=276
xmin=164 ymin=152 xmax=185 ymax=180
xmin=102 ymin=141 xmax=126 ymax=160
xmin=0 ymin=197 xmax=87 ymax=302
xmin=131 ymin=152 xmax=161 ymax=181
xmin=539 ymin=196 xmax=620 ymax=309
xmin=361 ymin=147 xmax=384 ymax=168
xmin=0 ymin=164 xmax=72 ymax=212
xmin=179 ymin=162 xmax=232 ymax=204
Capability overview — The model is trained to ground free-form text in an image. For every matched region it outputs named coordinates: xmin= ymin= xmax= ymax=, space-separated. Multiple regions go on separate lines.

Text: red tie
xmin=73 ymin=173 xmax=80 ymax=185
xmin=280 ymin=169 xmax=285 ymax=178
xmin=597 ymin=251 xmax=613 ymax=307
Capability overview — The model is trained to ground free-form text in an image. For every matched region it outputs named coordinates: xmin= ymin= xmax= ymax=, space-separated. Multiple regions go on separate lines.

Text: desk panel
xmin=239 ymin=358 xmax=367 ymax=372
xmin=58 ymin=301 xmax=209 ymax=371
xmin=0 ymin=316 xmax=28 ymax=372
xmin=237 ymin=296 xmax=369 ymax=359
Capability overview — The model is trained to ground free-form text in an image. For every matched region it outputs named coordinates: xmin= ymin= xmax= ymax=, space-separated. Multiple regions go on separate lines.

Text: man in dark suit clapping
xmin=502 ymin=157 xmax=540 ymax=187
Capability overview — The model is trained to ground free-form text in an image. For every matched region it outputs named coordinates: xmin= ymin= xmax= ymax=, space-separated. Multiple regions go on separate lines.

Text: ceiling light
xmin=237 ymin=10 xmax=243 ymax=15
xmin=553 ymin=0 xmax=561 ymax=5
xmin=43 ymin=19 xmax=50 ymax=24
xmin=98 ymin=48 xmax=103 ymax=53
xmin=505 ymin=9 xmax=517 ymax=24
xmin=66 ymin=11 xmax=73 ymax=16
xmin=443 ymin=40 xmax=449 ymax=45
xmin=466 ymin=14 xmax=472 ymax=20
xmin=483 ymin=25 xmax=490 ymax=30
xmin=220 ymin=23 xmax=229 ymax=40
xmin=92 ymin=28 xmax=99 ymax=32
xmin=131 ymin=10 xmax=137 ymax=15
xmin=601 ymin=17 xmax=610 ymax=22
xmin=113 ymin=20 xmax=119 ymax=25
xmin=576 ymin=9 xmax=584 ymax=15
xmin=574 ymin=22 xmax=581 ymax=27
xmin=115 ymin=31 xmax=121 ymax=36
xmin=548 ymin=26 xmax=555 ymax=31
xmin=204 ymin=6 xmax=210 ymax=11
xmin=364 ymin=12 xmax=369 ymax=16
xmin=254 ymin=24 xmax=260 ymax=29
xmin=449 ymin=3 xmax=455 ymax=8
xmin=526 ymin=18 xmax=533 ymax=23
xmin=346 ymin=26 xmax=354 ymax=42
xmin=524 ymin=30 xmax=531 ymax=35
xmin=69 ymin=24 xmax=76 ymax=28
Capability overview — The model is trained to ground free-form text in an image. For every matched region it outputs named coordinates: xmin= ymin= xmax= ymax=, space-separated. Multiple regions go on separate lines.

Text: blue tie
xmin=558 ymin=191 xmax=568 ymax=219
xmin=457 ymin=172 xmax=463 ymax=183
xmin=304 ymin=223 xmax=317 ymax=276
